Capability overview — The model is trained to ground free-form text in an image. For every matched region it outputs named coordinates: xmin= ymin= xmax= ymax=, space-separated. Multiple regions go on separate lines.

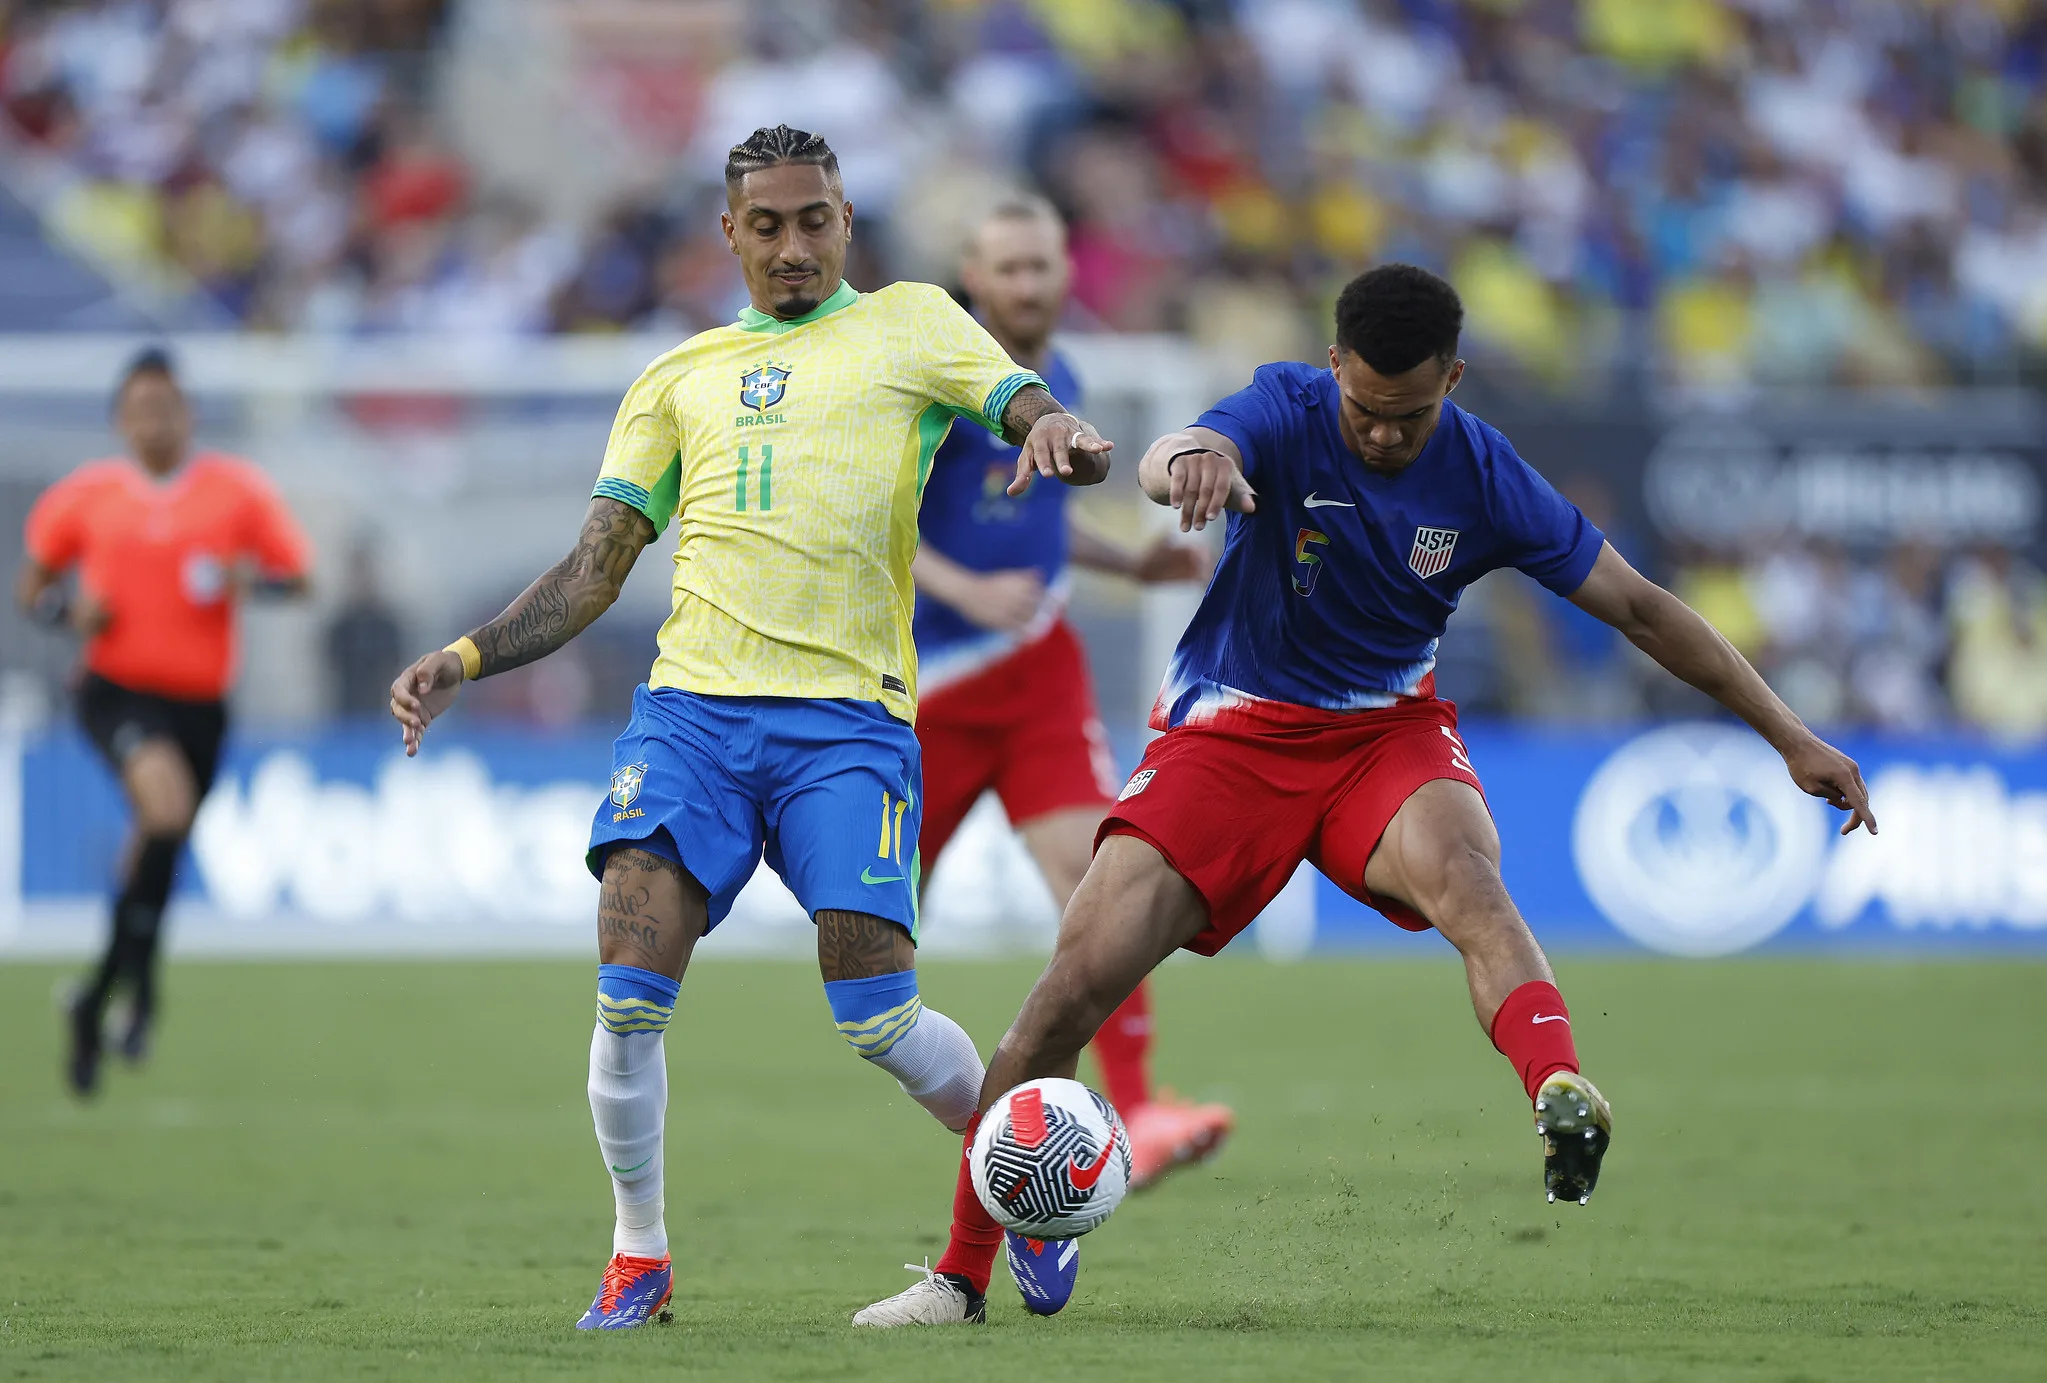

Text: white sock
xmin=869 ymin=1005 xmax=985 ymax=1132
xmin=587 ymin=1023 xmax=667 ymax=1257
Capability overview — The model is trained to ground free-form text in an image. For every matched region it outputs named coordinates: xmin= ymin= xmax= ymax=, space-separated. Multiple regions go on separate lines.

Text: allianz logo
xmin=1573 ymin=725 xmax=2047 ymax=955
xmin=190 ymin=751 xmax=600 ymax=924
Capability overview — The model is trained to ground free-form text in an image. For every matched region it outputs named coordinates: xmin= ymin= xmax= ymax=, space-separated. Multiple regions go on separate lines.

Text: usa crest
xmin=1409 ymin=526 xmax=1459 ymax=579
xmin=739 ymin=364 xmax=791 ymax=412
xmin=610 ymin=762 xmax=647 ymax=810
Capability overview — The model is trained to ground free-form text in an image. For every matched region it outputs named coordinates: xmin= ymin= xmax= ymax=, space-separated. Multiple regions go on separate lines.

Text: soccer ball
xmin=970 ymin=1077 xmax=1131 ymax=1239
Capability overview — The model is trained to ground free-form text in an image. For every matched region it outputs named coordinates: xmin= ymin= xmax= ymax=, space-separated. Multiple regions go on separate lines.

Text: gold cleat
xmin=1534 ymin=1071 xmax=1611 ymax=1205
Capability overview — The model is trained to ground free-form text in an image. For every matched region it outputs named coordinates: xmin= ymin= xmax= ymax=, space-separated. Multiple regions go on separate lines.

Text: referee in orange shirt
xmin=15 ymin=349 xmax=312 ymax=1096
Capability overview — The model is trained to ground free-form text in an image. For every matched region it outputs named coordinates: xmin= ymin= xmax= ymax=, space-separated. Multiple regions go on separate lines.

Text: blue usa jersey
xmin=913 ymin=349 xmax=1082 ymax=690
xmin=1155 ymin=362 xmax=1603 ymax=730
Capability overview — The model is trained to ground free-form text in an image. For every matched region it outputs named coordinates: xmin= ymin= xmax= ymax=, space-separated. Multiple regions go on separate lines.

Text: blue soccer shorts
xmin=586 ymin=687 xmax=923 ymax=937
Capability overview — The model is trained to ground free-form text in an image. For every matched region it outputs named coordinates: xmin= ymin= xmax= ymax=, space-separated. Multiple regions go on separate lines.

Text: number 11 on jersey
xmin=736 ymin=444 xmax=774 ymax=512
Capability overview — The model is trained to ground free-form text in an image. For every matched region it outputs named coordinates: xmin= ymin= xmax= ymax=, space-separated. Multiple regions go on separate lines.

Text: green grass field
xmin=2 ymin=956 xmax=2042 ymax=1381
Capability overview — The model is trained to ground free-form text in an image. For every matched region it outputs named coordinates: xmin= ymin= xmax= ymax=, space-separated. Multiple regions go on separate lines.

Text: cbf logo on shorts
xmin=1118 ymin=769 xmax=1156 ymax=802
xmin=739 ymin=364 xmax=792 ymax=412
xmin=610 ymin=762 xmax=647 ymax=823
xmin=1408 ymin=526 xmax=1459 ymax=579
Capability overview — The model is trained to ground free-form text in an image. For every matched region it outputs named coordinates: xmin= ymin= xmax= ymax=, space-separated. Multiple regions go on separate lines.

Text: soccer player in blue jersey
xmin=913 ymin=197 xmax=1233 ymax=1189
xmin=872 ymin=263 xmax=1878 ymax=1322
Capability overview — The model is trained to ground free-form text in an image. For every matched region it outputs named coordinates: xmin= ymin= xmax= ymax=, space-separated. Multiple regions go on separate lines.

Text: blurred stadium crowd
xmin=3 ymin=0 xmax=2045 ymax=743
xmin=2 ymin=0 xmax=2045 ymax=388
xmin=1443 ymin=533 xmax=2047 ymax=738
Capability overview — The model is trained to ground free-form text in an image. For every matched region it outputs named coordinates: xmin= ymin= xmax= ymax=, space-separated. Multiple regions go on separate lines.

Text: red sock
xmin=932 ymin=1113 xmax=1003 ymax=1293
xmin=1090 ymin=980 xmax=1153 ymax=1114
xmin=1489 ymin=981 xmax=1579 ymax=1102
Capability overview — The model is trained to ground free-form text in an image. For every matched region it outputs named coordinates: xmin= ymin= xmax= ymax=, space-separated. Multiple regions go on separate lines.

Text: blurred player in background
xmin=912 ymin=197 xmax=1233 ymax=1200
xmin=866 ymin=264 xmax=1880 ymax=1324
xmin=387 ymin=125 xmax=1113 ymax=1332
xmin=15 ymin=348 xmax=311 ymax=1097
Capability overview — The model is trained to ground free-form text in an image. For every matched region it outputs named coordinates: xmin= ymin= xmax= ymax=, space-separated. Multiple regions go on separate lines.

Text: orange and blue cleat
xmin=1004 ymin=1231 xmax=1078 ymax=1316
xmin=576 ymin=1252 xmax=672 ymax=1330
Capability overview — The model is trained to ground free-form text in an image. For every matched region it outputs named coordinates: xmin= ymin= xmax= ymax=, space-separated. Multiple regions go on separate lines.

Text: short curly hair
xmin=1334 ymin=264 xmax=1464 ymax=376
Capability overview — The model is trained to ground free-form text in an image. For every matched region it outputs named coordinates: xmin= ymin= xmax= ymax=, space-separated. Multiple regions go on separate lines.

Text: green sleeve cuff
xmin=593 ymin=475 xmax=667 ymax=535
xmin=978 ymin=371 xmax=1047 ymax=437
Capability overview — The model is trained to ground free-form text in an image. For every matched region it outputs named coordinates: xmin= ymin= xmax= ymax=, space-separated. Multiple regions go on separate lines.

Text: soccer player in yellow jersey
xmin=387 ymin=125 xmax=1111 ymax=1331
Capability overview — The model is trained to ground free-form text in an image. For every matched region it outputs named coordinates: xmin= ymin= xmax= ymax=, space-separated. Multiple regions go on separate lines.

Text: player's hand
xmin=1168 ymin=448 xmax=1256 ymax=532
xmin=70 ymin=590 xmax=111 ymax=638
xmin=954 ymin=568 xmax=1047 ymax=632
xmin=1131 ymin=535 xmax=1212 ymax=584
xmin=1783 ymin=735 xmax=1878 ymax=836
xmin=1010 ymin=413 xmax=1113 ymax=495
xmin=389 ymin=650 xmax=465 ymax=757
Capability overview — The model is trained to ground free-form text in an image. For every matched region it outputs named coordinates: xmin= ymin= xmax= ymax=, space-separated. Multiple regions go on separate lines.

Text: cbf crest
xmin=610 ymin=762 xmax=647 ymax=810
xmin=739 ymin=363 xmax=792 ymax=412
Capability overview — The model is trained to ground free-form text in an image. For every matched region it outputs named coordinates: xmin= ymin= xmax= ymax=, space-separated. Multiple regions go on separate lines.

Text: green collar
xmin=736 ymin=279 xmax=859 ymax=333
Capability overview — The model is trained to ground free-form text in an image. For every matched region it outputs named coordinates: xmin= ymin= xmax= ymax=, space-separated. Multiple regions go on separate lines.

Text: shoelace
xmin=899 ymin=1257 xmax=952 ymax=1294
xmin=596 ymin=1255 xmax=663 ymax=1314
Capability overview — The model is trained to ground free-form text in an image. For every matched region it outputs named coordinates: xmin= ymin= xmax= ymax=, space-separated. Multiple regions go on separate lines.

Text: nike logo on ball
xmin=1531 ymin=1013 xmax=1570 ymax=1026
xmin=860 ymin=867 xmax=904 ymax=885
xmin=1303 ymin=493 xmax=1354 ymax=508
xmin=1067 ymin=1121 xmax=1119 ymax=1191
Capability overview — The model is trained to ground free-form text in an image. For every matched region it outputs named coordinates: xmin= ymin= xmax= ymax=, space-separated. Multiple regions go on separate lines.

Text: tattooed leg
xmin=816 ymin=909 xmax=914 ymax=982
xmin=597 ymin=847 xmax=708 ymax=981
xmin=588 ymin=846 xmax=706 ymax=1266
xmin=817 ymin=910 xmax=984 ymax=1133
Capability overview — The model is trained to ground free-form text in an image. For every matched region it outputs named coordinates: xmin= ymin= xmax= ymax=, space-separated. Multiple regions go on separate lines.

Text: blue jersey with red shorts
xmin=914 ymin=350 xmax=1082 ymax=690
xmin=1106 ymin=362 xmax=1604 ymax=952
xmin=912 ymin=349 xmax=1118 ymax=862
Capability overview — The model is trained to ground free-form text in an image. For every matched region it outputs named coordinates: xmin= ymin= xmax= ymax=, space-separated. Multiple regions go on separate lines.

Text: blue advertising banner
xmin=5 ymin=720 xmax=2045 ymax=956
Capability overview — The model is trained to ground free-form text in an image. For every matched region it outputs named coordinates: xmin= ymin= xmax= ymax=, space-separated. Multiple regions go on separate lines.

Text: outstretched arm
xmin=1067 ymin=516 xmax=1211 ymax=584
xmin=911 ymin=546 xmax=1047 ymax=632
xmin=1001 ymin=385 xmax=1113 ymax=493
xmin=388 ymin=497 xmax=656 ymax=755
xmin=1136 ymin=427 xmax=1257 ymax=533
xmin=1569 ymin=542 xmax=1877 ymax=835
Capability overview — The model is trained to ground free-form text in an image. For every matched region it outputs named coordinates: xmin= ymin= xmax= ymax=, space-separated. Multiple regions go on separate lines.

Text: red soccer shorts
xmin=917 ymin=620 xmax=1121 ymax=862
xmin=1098 ymin=697 xmax=1485 ymax=955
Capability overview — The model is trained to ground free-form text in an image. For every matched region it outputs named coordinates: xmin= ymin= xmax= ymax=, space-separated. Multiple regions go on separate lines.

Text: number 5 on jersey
xmin=736 ymin=444 xmax=774 ymax=512
xmin=1292 ymin=528 xmax=1329 ymax=596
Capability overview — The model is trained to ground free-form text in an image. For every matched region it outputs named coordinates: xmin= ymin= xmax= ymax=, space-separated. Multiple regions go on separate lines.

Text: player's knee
xmin=824 ymin=970 xmax=924 ymax=1063
xmin=1412 ymin=840 xmax=1509 ymax=920
xmin=128 ymin=758 xmax=197 ymax=835
xmin=593 ymin=963 xmax=679 ymax=1041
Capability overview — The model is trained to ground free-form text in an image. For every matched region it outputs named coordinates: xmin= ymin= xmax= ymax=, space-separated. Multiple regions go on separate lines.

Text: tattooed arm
xmin=388 ymin=497 xmax=656 ymax=755
xmin=1001 ymin=384 xmax=1113 ymax=494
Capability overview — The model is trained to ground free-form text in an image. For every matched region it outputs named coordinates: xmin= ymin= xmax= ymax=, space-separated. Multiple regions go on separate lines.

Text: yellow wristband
xmin=444 ymin=636 xmax=482 ymax=682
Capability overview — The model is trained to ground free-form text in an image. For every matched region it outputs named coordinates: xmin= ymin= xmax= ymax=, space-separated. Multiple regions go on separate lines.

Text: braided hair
xmin=724 ymin=124 xmax=840 ymax=189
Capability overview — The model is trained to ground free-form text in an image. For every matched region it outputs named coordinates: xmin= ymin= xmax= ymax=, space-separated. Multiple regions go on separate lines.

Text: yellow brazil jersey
xmin=591 ymin=279 xmax=1042 ymax=725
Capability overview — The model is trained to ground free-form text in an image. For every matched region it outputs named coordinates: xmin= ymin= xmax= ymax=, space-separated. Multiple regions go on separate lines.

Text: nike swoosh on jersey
xmin=1531 ymin=1013 xmax=1570 ymax=1025
xmin=860 ymin=867 xmax=905 ymax=885
xmin=1303 ymin=493 xmax=1355 ymax=508
xmin=1067 ymin=1120 xmax=1120 ymax=1191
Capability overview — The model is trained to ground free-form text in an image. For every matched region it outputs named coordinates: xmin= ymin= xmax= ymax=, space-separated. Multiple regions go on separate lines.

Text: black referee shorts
xmin=76 ymin=674 xmax=228 ymax=797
